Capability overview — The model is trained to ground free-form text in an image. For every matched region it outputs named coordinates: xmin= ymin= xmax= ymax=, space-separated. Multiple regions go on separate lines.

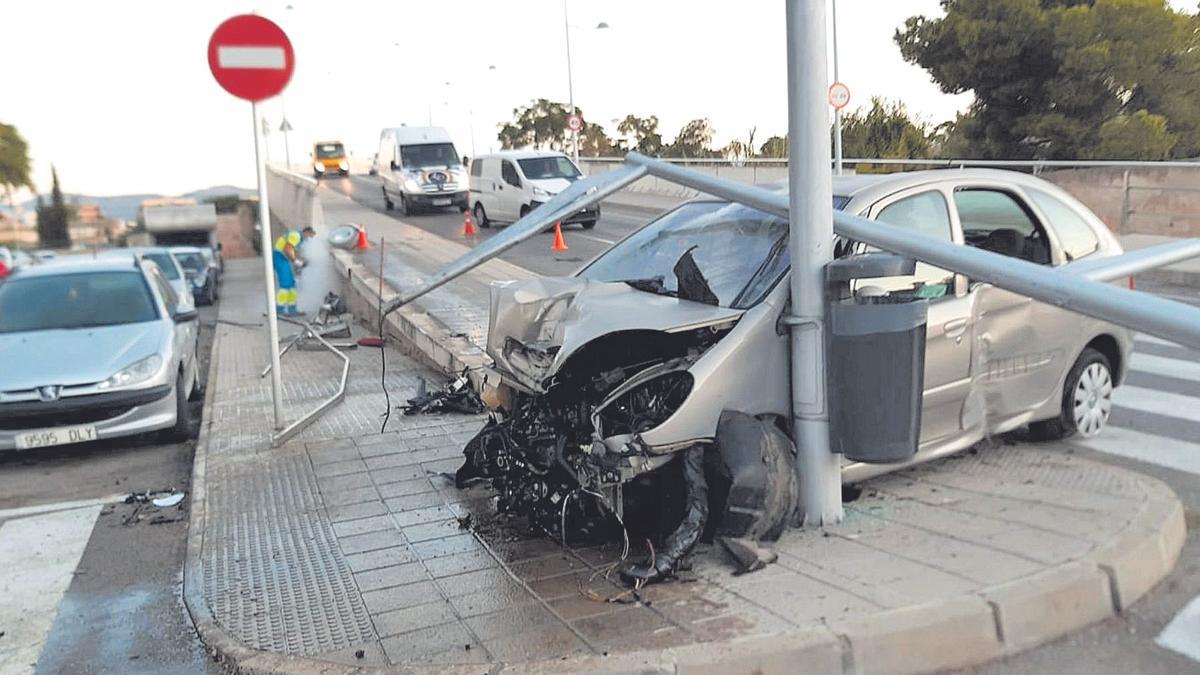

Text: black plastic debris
xmin=124 ymin=488 xmax=185 ymax=507
xmin=401 ymin=369 xmax=485 ymax=415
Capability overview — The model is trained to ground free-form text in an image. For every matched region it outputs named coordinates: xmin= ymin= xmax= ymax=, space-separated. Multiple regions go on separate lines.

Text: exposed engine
xmin=455 ymin=355 xmax=697 ymax=542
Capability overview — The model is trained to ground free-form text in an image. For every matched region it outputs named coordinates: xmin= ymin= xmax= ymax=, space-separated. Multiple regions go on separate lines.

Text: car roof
xmin=751 ymin=168 xmax=1077 ymax=202
xmin=99 ymin=246 xmax=174 ymax=256
xmin=384 ymin=126 xmax=453 ymax=145
xmin=476 ymin=150 xmax=568 ymax=161
xmin=7 ymin=257 xmax=151 ymax=278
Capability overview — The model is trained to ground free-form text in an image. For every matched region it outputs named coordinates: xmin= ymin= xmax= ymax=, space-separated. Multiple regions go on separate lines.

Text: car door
xmin=951 ymin=186 xmax=1066 ymax=428
xmin=480 ymin=158 xmax=501 ymax=216
xmin=865 ymin=187 xmax=976 ymax=446
xmin=497 ymin=160 xmax=523 ymax=222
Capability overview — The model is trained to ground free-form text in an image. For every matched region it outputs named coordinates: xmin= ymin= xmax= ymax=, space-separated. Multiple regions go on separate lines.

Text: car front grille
xmin=0 ymin=406 xmax=137 ymax=430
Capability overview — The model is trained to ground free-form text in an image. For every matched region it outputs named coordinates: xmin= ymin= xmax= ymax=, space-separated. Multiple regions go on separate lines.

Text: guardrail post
xmin=1121 ymin=169 xmax=1131 ymax=234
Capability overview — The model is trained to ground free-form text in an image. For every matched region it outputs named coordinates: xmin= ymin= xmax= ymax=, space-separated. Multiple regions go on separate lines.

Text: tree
xmin=721 ymin=127 xmax=758 ymax=162
xmin=615 ymin=115 xmax=663 ymax=155
xmin=36 ymin=166 xmax=70 ymax=249
xmin=668 ymin=118 xmax=717 ymax=158
xmin=1094 ymin=110 xmax=1177 ymax=160
xmin=0 ymin=121 xmax=32 ymax=210
xmin=839 ymin=97 xmax=934 ymax=160
xmin=896 ymin=0 xmax=1200 ymax=158
xmin=578 ymin=123 xmax=613 ymax=157
xmin=497 ymin=99 xmax=574 ymax=151
xmin=758 ymin=135 xmax=788 ymax=158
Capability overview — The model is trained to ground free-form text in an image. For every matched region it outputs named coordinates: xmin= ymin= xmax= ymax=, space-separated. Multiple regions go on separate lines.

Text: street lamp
xmin=562 ymin=0 xmax=608 ymax=161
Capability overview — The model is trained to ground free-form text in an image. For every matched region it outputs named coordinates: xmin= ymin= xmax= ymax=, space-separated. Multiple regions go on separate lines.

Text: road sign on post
xmin=207 ymin=14 xmax=295 ymax=431
xmin=567 ymin=114 xmax=584 ymax=133
xmin=828 ymin=82 xmax=850 ymax=110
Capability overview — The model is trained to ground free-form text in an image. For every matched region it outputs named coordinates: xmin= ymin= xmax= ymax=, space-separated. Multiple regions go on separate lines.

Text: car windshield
xmin=316 ymin=143 xmax=345 ymax=159
xmin=518 ymin=157 xmax=581 ymax=180
xmin=400 ymin=143 xmax=458 ymax=169
xmin=0 ymin=271 xmax=158 ymax=333
xmin=580 ymin=201 xmax=791 ymax=309
xmin=172 ymin=251 xmax=206 ymax=273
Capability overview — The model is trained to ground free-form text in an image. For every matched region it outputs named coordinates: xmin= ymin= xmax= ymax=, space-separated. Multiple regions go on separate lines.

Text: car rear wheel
xmin=161 ymin=373 xmax=193 ymax=442
xmin=1030 ymin=347 xmax=1113 ymax=440
xmin=473 ymin=203 xmax=491 ymax=229
xmin=398 ymin=194 xmax=411 ymax=216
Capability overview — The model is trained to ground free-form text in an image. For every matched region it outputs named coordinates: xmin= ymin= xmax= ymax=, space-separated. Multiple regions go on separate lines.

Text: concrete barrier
xmin=265 ymin=166 xmax=325 ymax=239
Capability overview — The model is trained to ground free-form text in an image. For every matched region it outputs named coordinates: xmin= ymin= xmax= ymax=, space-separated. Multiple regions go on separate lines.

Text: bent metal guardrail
xmin=261 ymin=301 xmax=351 ymax=447
xmin=383 ymin=152 xmax=1200 ymax=350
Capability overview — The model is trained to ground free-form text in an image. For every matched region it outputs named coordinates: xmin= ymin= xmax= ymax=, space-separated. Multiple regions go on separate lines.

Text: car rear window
xmin=0 ymin=271 xmax=159 ymax=333
xmin=142 ymin=252 xmax=180 ymax=280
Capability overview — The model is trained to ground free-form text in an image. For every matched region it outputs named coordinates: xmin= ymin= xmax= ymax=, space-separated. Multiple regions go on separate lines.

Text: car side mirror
xmin=216 ymin=242 xmax=223 ymax=251
xmin=173 ymin=307 xmax=199 ymax=323
xmin=390 ymin=160 xmax=399 ymax=171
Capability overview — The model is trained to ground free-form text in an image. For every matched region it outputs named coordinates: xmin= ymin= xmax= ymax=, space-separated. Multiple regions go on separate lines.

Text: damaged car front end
xmin=457 ymin=201 xmax=800 ymax=581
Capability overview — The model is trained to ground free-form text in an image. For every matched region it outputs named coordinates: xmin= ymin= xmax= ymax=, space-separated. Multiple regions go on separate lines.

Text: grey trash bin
xmin=825 ymin=253 xmax=928 ymax=464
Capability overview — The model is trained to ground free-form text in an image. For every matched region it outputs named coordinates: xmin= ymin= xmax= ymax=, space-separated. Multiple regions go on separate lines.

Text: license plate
xmin=15 ymin=425 xmax=98 ymax=450
xmin=432 ymin=198 xmax=451 ymax=206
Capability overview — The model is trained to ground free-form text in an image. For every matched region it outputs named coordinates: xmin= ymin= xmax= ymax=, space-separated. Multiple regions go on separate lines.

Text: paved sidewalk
xmin=184 ymin=258 xmax=1185 ymax=674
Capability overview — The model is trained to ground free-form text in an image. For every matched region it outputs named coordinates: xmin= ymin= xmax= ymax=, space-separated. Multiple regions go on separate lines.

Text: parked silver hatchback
xmin=0 ymin=258 xmax=201 ymax=450
xmin=462 ymin=169 xmax=1134 ymax=575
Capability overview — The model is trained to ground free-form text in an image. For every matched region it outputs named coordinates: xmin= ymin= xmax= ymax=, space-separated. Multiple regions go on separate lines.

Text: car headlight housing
xmin=313 ymin=162 xmax=325 ymax=173
xmin=97 ymin=354 xmax=164 ymax=391
xmin=403 ymin=177 xmax=423 ymax=192
xmin=338 ymin=160 xmax=349 ymax=171
xmin=532 ymin=186 xmax=552 ymax=199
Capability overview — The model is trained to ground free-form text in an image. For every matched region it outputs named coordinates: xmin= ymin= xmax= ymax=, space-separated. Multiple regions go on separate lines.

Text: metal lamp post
xmin=561 ymin=0 xmax=607 ymax=161
xmin=786 ymin=0 xmax=843 ymax=525
xmin=831 ymin=0 xmax=844 ymax=176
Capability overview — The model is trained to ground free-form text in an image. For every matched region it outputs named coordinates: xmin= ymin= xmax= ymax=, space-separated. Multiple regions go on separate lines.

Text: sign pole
xmin=831 ymin=0 xmax=843 ymax=176
xmin=786 ymin=0 xmax=842 ymax=525
xmin=253 ymin=101 xmax=285 ymax=429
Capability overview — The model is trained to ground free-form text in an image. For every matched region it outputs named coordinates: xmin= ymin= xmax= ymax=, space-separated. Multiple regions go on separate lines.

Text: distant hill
xmin=9 ymin=185 xmax=254 ymax=221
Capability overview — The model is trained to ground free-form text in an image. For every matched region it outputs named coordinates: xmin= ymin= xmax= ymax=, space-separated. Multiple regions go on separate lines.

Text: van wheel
xmin=473 ymin=203 xmax=491 ymax=229
xmin=1030 ymin=347 xmax=1113 ymax=441
xmin=398 ymin=194 xmax=410 ymax=216
xmin=382 ymin=187 xmax=394 ymax=211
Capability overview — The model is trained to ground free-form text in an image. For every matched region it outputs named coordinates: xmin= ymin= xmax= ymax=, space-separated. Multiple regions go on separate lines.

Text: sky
xmin=3 ymin=0 xmax=1193 ymax=199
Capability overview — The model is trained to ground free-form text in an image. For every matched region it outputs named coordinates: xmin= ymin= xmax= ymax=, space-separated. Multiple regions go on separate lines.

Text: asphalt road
xmin=0 ymin=303 xmax=220 ymax=675
xmin=317 ymin=173 xmax=661 ymax=277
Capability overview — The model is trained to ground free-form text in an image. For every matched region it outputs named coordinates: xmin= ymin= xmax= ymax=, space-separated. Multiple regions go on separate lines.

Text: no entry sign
xmin=828 ymin=81 xmax=850 ymax=110
xmin=207 ymin=15 xmax=294 ymax=102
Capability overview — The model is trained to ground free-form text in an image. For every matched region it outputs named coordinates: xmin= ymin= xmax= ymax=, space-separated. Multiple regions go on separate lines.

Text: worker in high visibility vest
xmin=272 ymin=226 xmax=315 ymax=315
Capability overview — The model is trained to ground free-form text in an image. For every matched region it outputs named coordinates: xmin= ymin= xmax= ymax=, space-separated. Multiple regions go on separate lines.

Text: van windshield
xmin=400 ymin=143 xmax=458 ymax=169
xmin=518 ymin=157 xmax=581 ymax=180
xmin=316 ymin=143 xmax=345 ymax=159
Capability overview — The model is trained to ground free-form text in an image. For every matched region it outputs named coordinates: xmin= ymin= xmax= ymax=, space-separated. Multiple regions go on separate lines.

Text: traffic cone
xmin=551 ymin=222 xmax=568 ymax=252
xmin=355 ymin=225 xmax=370 ymax=250
xmin=462 ymin=210 xmax=477 ymax=237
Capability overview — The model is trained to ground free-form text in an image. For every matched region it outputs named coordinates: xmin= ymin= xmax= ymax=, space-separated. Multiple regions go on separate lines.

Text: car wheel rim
xmin=1072 ymin=362 xmax=1112 ymax=437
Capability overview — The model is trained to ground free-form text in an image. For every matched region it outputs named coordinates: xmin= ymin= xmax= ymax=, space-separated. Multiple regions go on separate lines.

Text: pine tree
xmin=36 ymin=165 xmax=70 ymax=249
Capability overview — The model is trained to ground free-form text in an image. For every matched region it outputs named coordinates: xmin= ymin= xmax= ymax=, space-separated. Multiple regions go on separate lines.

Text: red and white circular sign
xmin=567 ymin=114 xmax=585 ymax=133
xmin=207 ymin=15 xmax=295 ymax=102
xmin=828 ymin=82 xmax=851 ymax=110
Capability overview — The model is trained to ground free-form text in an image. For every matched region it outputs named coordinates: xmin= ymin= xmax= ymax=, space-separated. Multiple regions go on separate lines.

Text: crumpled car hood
xmin=487 ymin=277 xmax=742 ymax=392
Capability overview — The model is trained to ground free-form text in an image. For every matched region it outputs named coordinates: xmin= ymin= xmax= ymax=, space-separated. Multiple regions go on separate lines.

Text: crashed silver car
xmin=457 ymin=169 xmax=1133 ymax=581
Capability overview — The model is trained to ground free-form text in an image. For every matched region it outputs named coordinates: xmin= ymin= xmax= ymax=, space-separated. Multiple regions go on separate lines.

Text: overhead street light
xmin=562 ymin=1 xmax=608 ymax=161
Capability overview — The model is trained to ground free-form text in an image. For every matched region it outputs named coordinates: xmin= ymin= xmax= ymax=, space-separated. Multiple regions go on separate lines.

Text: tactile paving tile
xmin=203 ymin=453 xmax=377 ymax=654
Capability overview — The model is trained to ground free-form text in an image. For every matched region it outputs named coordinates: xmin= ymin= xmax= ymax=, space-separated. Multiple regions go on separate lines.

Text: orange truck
xmin=312 ymin=141 xmax=349 ymax=178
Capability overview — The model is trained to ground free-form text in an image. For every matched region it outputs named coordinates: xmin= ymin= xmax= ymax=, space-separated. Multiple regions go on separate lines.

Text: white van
xmin=468 ymin=150 xmax=599 ymax=229
xmin=376 ymin=127 xmax=469 ymax=215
